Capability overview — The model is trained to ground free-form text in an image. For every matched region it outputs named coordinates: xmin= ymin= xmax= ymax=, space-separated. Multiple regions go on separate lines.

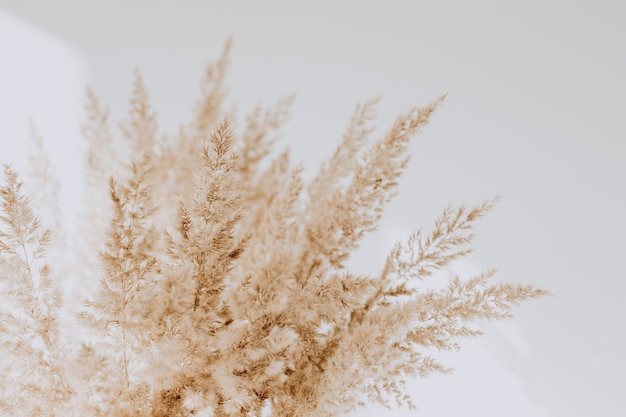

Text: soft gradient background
xmin=1 ymin=1 xmax=624 ymax=416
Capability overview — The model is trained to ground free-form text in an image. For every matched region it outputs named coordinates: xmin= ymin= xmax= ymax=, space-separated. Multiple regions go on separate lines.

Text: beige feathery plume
xmin=0 ymin=39 xmax=549 ymax=417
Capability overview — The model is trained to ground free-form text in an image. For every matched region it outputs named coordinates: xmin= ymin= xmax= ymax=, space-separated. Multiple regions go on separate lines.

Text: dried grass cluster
xmin=0 ymin=40 xmax=548 ymax=417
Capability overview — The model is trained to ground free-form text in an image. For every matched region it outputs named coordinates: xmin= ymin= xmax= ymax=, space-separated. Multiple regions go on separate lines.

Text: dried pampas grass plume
xmin=0 ymin=39 xmax=549 ymax=417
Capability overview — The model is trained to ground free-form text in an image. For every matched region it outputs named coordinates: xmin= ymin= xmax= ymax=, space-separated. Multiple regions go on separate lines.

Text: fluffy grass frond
xmin=0 ymin=165 xmax=71 ymax=417
xmin=236 ymin=95 xmax=296 ymax=198
xmin=27 ymin=122 xmax=63 ymax=237
xmin=120 ymin=69 xmax=158 ymax=157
